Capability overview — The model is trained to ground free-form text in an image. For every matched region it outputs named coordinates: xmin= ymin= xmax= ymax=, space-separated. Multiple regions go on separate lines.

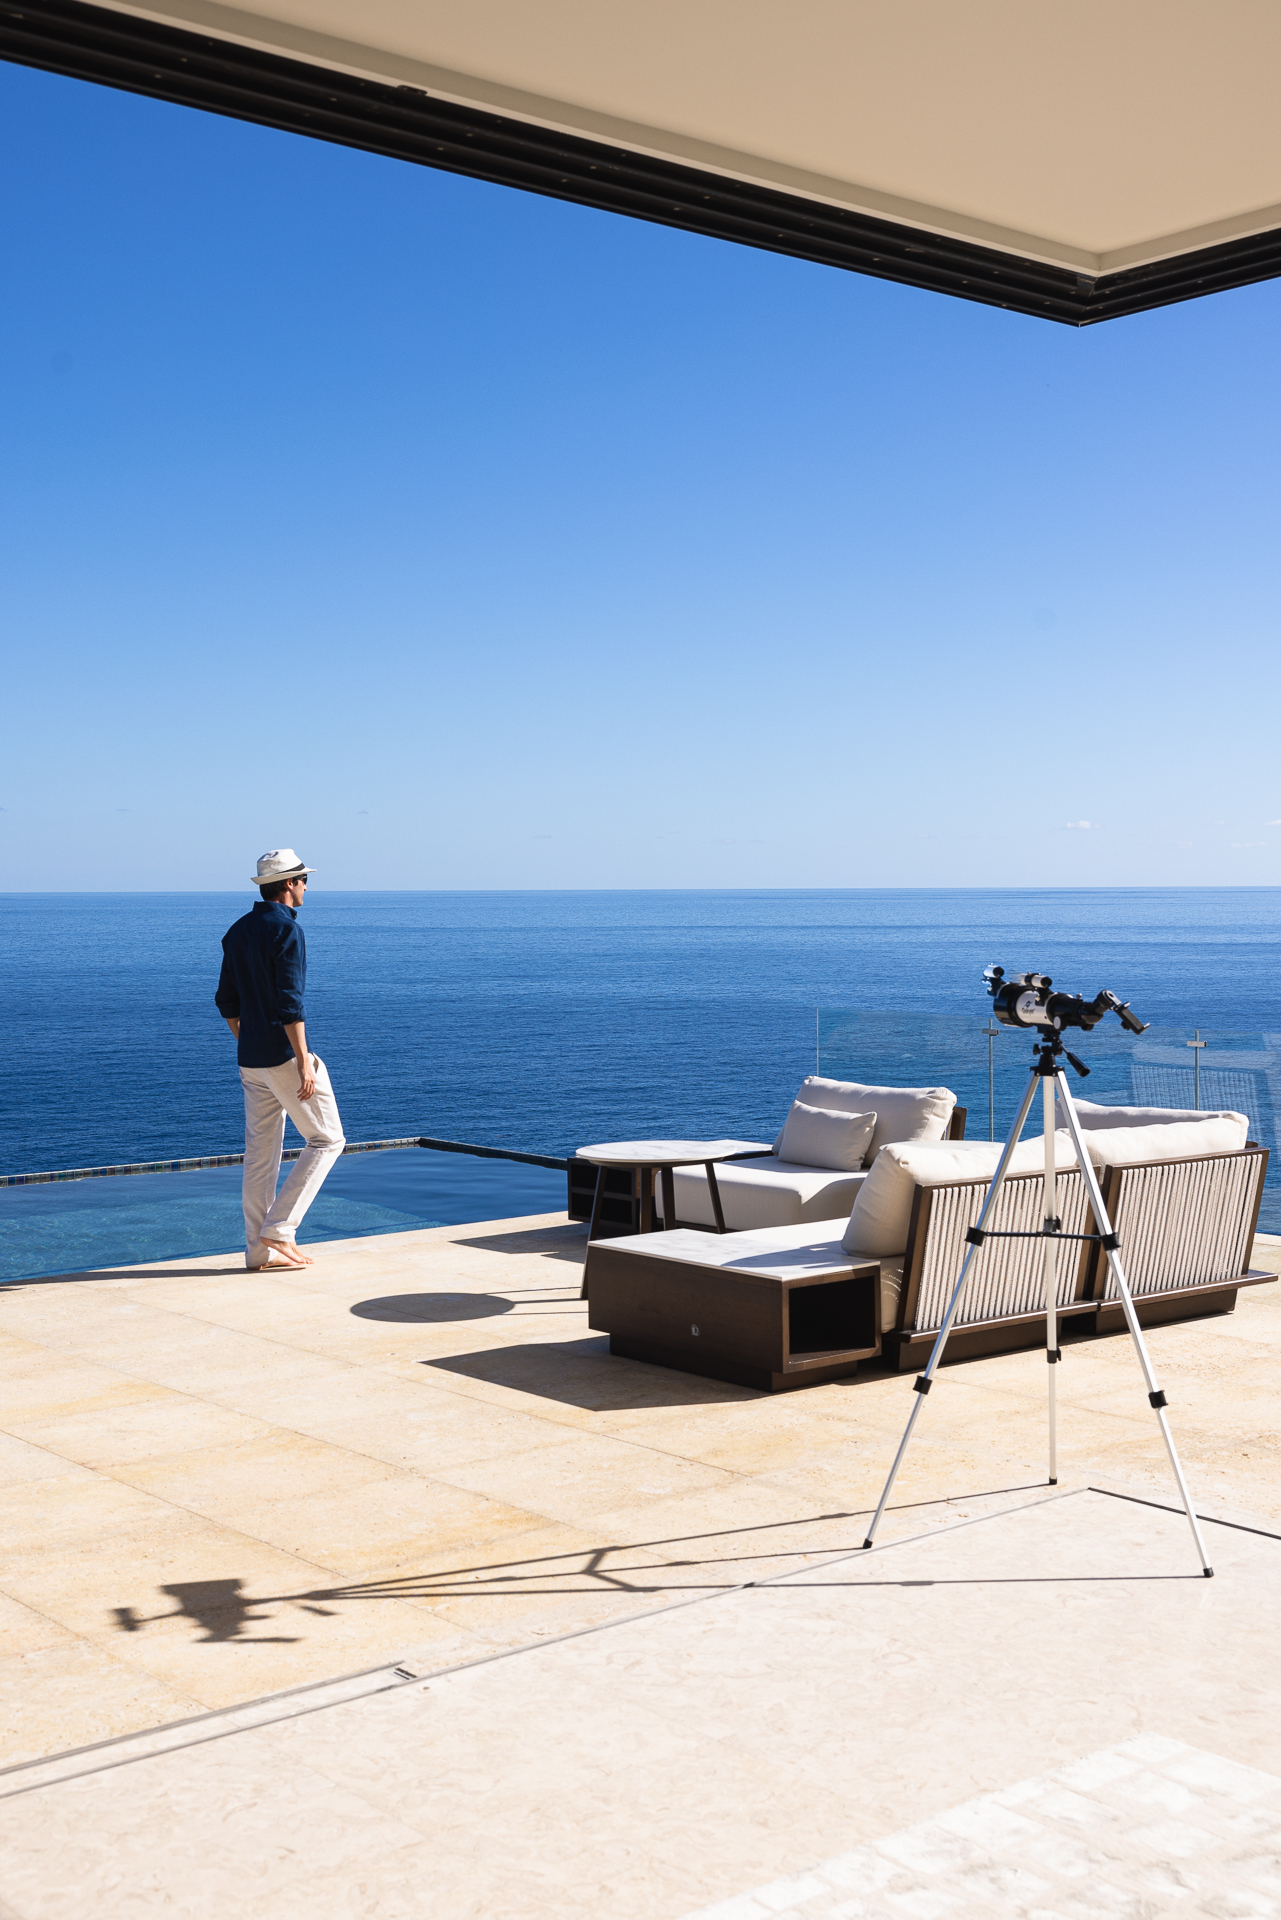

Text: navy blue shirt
xmin=215 ymin=900 xmax=307 ymax=1067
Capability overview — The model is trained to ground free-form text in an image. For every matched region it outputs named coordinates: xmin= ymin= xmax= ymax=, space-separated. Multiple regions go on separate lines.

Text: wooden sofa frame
xmin=886 ymin=1143 xmax=1272 ymax=1371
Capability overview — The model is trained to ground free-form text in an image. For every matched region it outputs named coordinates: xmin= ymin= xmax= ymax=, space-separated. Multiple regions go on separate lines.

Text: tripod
xmin=861 ymin=1032 xmax=1214 ymax=1576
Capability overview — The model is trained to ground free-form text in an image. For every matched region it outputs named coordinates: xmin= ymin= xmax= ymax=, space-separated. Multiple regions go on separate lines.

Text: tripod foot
xmin=1203 ymin=1566 xmax=1215 ymax=1578
xmin=862 ymin=1537 xmax=874 ymax=1550
xmin=1048 ymin=1476 xmax=1058 ymax=1485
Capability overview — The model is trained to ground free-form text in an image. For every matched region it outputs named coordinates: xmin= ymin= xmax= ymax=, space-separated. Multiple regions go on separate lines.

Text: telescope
xmin=984 ymin=966 xmax=1149 ymax=1038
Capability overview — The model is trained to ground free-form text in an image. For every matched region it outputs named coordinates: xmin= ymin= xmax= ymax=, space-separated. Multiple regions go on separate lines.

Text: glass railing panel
xmin=817 ymin=1011 xmax=1281 ymax=1234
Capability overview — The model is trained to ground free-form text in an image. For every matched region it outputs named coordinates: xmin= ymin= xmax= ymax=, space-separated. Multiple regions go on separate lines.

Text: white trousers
xmin=239 ymin=1053 xmax=345 ymax=1266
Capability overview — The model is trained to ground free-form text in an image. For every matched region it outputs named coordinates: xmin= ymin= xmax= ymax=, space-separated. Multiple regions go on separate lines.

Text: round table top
xmin=574 ymin=1138 xmax=768 ymax=1167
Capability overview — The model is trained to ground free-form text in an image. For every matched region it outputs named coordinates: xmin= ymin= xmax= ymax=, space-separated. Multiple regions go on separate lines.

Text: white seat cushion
xmin=776 ymin=1101 xmax=877 ymax=1171
xmin=775 ymin=1076 xmax=956 ymax=1164
xmin=656 ymin=1156 xmax=868 ymax=1230
xmin=1081 ymin=1114 xmax=1249 ymax=1167
xmin=599 ymin=1221 xmax=903 ymax=1325
xmin=841 ymin=1133 xmax=1078 ymax=1258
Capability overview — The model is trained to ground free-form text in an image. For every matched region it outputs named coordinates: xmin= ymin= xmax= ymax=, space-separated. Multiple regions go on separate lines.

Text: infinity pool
xmin=0 ymin=1148 xmax=569 ymax=1283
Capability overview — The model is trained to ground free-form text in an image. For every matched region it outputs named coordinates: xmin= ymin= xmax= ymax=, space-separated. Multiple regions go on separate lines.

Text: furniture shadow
xmin=455 ymin=1223 xmax=587 ymax=1266
xmin=423 ymin=1336 xmax=764 ymax=1408
xmin=352 ymin=1292 xmax=515 ymax=1323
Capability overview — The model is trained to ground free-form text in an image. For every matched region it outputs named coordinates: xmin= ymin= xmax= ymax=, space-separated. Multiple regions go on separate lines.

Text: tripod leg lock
xmin=965 ymin=1226 xmax=986 ymax=1246
xmin=913 ymin=1375 xmax=933 ymax=1396
xmin=1149 ymin=1389 xmax=1168 ymax=1409
xmin=1046 ymin=1348 xmax=1062 ymax=1363
xmin=1100 ymin=1232 xmax=1121 ymax=1251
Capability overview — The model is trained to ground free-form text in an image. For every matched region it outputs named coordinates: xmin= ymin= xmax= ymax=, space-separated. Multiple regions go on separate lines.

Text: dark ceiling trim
xmin=4 ymin=0 xmax=1281 ymax=326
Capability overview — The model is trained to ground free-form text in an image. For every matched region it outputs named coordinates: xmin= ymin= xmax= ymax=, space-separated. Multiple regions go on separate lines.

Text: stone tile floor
xmin=680 ymin=1736 xmax=1281 ymax=1920
xmin=0 ymin=1216 xmax=1278 ymax=1916
xmin=0 ymin=1486 xmax=1277 ymax=1918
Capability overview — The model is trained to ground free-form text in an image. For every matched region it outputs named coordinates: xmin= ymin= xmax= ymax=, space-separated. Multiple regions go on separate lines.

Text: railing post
xmin=983 ymin=1020 xmax=1001 ymax=1140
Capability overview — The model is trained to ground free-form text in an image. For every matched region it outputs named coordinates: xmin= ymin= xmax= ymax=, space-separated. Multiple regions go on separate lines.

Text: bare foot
xmin=254 ymin=1240 xmax=314 ymax=1269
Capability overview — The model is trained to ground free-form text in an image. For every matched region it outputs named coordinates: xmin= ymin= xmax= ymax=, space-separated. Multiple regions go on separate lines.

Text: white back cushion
xmin=776 ymin=1101 xmax=877 ymax=1172
xmin=841 ymin=1132 xmax=1077 ymax=1257
xmin=1057 ymin=1094 xmax=1245 ymax=1132
xmin=777 ymin=1076 xmax=956 ymax=1165
xmin=1082 ymin=1114 xmax=1249 ymax=1168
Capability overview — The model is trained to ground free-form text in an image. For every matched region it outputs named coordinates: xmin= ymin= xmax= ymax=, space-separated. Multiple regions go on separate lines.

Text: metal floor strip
xmin=0 ymin=1665 xmax=422 ymax=1802
xmin=1089 ymin=1483 xmax=1281 ymax=1541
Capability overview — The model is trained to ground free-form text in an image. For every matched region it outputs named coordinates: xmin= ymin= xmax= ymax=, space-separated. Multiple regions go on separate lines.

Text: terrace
xmin=1 ymin=1187 xmax=1279 ymax=1916
xmin=5 ymin=3 xmax=1281 ymax=1911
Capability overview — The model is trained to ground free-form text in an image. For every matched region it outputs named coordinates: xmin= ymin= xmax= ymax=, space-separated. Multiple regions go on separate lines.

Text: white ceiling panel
xmin=7 ymin=0 xmax=1281 ymax=320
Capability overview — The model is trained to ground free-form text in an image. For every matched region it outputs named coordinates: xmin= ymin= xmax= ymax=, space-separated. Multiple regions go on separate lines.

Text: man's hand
xmin=225 ymin=1017 xmax=240 ymax=1040
xmin=284 ymin=1022 xmax=315 ymax=1100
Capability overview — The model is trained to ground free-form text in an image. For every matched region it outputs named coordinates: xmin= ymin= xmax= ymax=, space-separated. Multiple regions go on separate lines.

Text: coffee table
xmin=576 ymin=1138 xmax=770 ymax=1239
xmin=584 ymin=1223 xmax=883 ymax=1391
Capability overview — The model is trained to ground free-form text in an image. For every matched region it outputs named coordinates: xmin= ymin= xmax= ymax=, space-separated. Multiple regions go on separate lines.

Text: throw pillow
xmin=773 ymin=1076 xmax=956 ymax=1166
xmin=776 ymin=1101 xmax=877 ymax=1171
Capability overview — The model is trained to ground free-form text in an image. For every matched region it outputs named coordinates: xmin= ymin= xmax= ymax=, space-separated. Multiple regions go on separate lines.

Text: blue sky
xmin=2 ymin=59 xmax=1279 ymax=891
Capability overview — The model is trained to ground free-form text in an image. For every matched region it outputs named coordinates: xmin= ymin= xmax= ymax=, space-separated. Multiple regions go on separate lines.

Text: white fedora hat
xmin=250 ymin=849 xmax=314 ymax=887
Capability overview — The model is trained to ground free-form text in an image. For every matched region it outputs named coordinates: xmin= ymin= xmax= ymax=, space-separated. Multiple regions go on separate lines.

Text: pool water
xmin=0 ymin=1148 xmax=569 ymax=1284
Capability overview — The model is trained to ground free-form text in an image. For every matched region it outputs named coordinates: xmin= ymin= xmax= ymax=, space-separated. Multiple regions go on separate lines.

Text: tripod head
xmin=984 ymin=968 xmax=1148 ymax=1077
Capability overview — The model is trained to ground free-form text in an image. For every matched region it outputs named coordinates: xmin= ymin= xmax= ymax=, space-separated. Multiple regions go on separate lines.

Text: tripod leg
xmin=1055 ymin=1071 xmax=1214 ymax=1577
xmin=862 ymin=1066 xmax=1041 ymax=1550
xmin=1043 ymin=1075 xmax=1059 ymax=1485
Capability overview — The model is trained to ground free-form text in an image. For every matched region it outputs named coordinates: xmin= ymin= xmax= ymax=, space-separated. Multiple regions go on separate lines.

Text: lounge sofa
xmin=584 ymin=1106 xmax=1273 ymax=1388
xmin=650 ymin=1076 xmax=966 ymax=1232
xmin=867 ymin=1109 xmax=1271 ymax=1367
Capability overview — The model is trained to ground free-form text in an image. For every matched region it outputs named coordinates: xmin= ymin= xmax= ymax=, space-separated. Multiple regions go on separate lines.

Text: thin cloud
xmin=1065 ymin=820 xmax=1093 ymax=830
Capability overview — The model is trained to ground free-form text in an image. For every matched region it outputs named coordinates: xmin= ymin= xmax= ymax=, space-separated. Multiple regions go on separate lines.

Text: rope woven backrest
xmin=912 ymin=1167 xmax=1091 ymax=1332
xmin=1100 ymin=1151 xmax=1262 ymax=1299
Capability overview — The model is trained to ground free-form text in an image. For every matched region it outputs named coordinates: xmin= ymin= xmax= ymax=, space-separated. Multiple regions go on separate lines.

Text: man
xmin=215 ymin=849 xmax=345 ymax=1270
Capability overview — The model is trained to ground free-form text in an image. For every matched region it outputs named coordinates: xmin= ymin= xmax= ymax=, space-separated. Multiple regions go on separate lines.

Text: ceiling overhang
xmin=5 ymin=0 xmax=1281 ymax=325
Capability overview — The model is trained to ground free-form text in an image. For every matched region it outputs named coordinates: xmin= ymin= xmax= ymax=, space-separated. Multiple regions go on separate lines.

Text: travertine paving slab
xmin=0 ymin=1214 xmax=1277 ymax=1780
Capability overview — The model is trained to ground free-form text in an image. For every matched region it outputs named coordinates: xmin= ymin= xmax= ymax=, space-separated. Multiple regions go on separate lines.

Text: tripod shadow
xmin=106 ymin=1488 xmax=1067 ymax=1640
xmin=112 ymin=1577 xmax=328 ymax=1644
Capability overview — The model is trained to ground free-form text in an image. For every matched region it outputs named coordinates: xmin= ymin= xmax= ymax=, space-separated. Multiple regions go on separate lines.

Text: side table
xmin=574 ymin=1138 xmax=771 ymax=1300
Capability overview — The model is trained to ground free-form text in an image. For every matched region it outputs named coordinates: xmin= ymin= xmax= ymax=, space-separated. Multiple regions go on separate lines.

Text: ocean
xmin=3 ymin=888 xmax=1279 ymax=1277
